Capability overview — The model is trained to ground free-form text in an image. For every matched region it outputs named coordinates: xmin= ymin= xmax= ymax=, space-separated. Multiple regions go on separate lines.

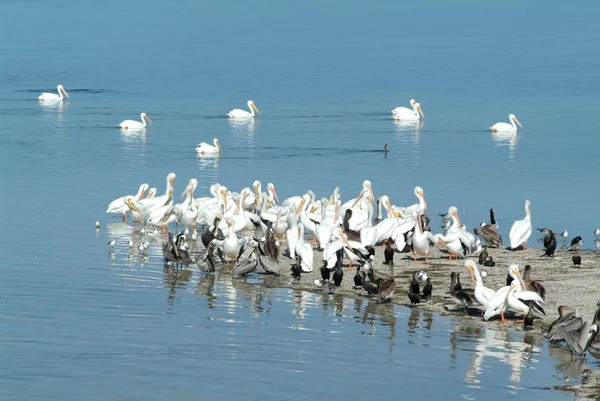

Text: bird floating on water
xmin=95 ymin=221 xmax=100 ymax=230
xmin=196 ymin=138 xmax=222 ymax=155
xmin=391 ymin=99 xmax=424 ymax=122
xmin=38 ymin=84 xmax=69 ymax=102
xmin=489 ymin=114 xmax=523 ymax=133
xmin=120 ymin=113 xmax=152 ymax=130
xmin=227 ymin=100 xmax=261 ymax=118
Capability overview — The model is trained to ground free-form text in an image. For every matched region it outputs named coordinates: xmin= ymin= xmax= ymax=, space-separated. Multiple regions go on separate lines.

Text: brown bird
xmin=522 ymin=264 xmax=546 ymax=300
xmin=573 ymin=254 xmax=582 ymax=268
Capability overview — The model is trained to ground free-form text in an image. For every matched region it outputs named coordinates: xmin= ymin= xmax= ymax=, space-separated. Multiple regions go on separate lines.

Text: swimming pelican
xmin=119 ymin=113 xmax=152 ymax=129
xmin=392 ymin=99 xmax=424 ymax=118
xmin=196 ymin=138 xmax=222 ymax=155
xmin=509 ymin=200 xmax=532 ymax=250
xmin=489 ymin=114 xmax=523 ymax=133
xmin=38 ymin=84 xmax=70 ymax=102
xmin=227 ymin=100 xmax=261 ymax=118
xmin=392 ymin=101 xmax=424 ymax=122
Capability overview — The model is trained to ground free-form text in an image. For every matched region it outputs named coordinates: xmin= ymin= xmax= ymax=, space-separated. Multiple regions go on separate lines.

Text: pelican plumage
xmin=411 ymin=214 xmax=434 ymax=262
xmin=196 ymin=138 xmax=222 ymax=155
xmin=106 ymin=183 xmax=149 ymax=222
xmin=120 ymin=113 xmax=152 ymax=129
xmin=509 ymin=200 xmax=532 ymax=250
xmin=465 ymin=259 xmax=495 ymax=307
xmin=295 ymin=223 xmax=314 ymax=272
xmin=489 ymin=114 xmax=523 ymax=133
xmin=38 ymin=84 xmax=70 ymax=102
xmin=227 ymin=100 xmax=261 ymax=118
xmin=391 ymin=99 xmax=424 ymax=121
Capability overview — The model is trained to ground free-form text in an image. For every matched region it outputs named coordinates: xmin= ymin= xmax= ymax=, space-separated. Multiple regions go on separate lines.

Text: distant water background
xmin=1 ymin=0 xmax=599 ymax=399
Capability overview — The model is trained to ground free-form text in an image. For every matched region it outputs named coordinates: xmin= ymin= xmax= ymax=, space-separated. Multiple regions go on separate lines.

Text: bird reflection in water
xmin=292 ymin=289 xmax=313 ymax=321
xmin=163 ymin=265 xmax=193 ymax=306
xmin=548 ymin=342 xmax=593 ymax=379
xmin=196 ymin=273 xmax=217 ymax=309
xmin=229 ymin=117 xmax=258 ymax=136
xmin=451 ymin=324 xmax=541 ymax=387
xmin=196 ymin=153 xmax=220 ymax=169
xmin=393 ymin=119 xmax=423 ymax=144
xmin=491 ymin=132 xmax=521 ymax=164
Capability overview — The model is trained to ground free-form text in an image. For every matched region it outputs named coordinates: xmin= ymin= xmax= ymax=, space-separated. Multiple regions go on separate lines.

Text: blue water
xmin=1 ymin=0 xmax=599 ymax=399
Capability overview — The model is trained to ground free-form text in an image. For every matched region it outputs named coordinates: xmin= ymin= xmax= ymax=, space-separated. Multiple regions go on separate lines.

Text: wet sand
xmin=211 ymin=242 xmax=600 ymax=399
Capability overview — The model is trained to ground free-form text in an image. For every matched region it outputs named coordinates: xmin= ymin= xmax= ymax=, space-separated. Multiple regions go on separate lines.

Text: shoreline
xmin=193 ymin=242 xmax=600 ymax=399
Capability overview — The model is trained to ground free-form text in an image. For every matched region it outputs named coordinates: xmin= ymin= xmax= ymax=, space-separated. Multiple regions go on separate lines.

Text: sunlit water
xmin=2 ymin=0 xmax=600 ymax=398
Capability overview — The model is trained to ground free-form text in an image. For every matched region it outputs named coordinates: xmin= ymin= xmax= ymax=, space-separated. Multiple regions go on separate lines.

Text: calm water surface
xmin=2 ymin=0 xmax=600 ymax=399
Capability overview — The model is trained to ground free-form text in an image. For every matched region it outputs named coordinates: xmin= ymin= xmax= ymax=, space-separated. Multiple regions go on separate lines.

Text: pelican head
xmin=146 ymin=188 xmax=157 ymax=198
xmin=267 ymin=183 xmax=279 ymax=203
xmin=167 ymin=172 xmax=176 ymax=186
xmin=410 ymin=99 xmax=416 ymax=107
xmin=141 ymin=112 xmax=153 ymax=124
xmin=57 ymin=84 xmax=70 ymax=99
xmin=509 ymin=114 xmax=523 ymax=128
xmin=248 ymin=100 xmax=261 ymax=115
xmin=525 ymin=199 xmax=531 ymax=216
xmin=415 ymin=103 xmax=425 ymax=118
xmin=126 ymin=196 xmax=141 ymax=213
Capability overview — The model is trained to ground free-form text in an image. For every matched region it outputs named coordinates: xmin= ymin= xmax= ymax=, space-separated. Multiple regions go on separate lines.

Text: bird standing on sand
xmin=542 ymin=233 xmax=558 ymax=257
xmin=523 ymin=302 xmax=535 ymax=330
xmin=478 ymin=247 xmax=489 ymax=265
xmin=422 ymin=278 xmax=432 ymax=300
xmin=384 ymin=239 xmax=394 ymax=265
xmin=353 ymin=266 xmax=362 ymax=288
xmin=483 ymin=255 xmax=495 ymax=267
xmin=561 ymin=229 xmax=568 ymax=245
xmin=291 ymin=255 xmax=302 ymax=281
xmin=450 ymin=272 xmax=473 ymax=314
xmin=573 ymin=255 xmax=582 ymax=268
xmin=569 ymin=236 xmax=583 ymax=252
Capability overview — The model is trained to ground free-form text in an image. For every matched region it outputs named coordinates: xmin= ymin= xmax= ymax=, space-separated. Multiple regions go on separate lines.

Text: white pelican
xmin=506 ymin=281 xmax=545 ymax=319
xmin=227 ymin=100 xmax=261 ymax=118
xmin=402 ymin=186 xmax=427 ymax=219
xmin=196 ymin=138 xmax=222 ymax=155
xmin=509 ymin=200 xmax=532 ymax=250
xmin=119 ymin=113 xmax=152 ymax=129
xmin=285 ymin=203 xmax=301 ymax=259
xmin=392 ymin=100 xmax=424 ymax=122
xmin=489 ymin=114 xmax=523 ymax=133
xmin=106 ymin=183 xmax=148 ymax=222
xmin=465 ymin=260 xmax=495 ymax=307
xmin=411 ymin=214 xmax=434 ymax=262
xmin=38 ymin=84 xmax=70 ymax=102
xmin=295 ymin=223 xmax=314 ymax=272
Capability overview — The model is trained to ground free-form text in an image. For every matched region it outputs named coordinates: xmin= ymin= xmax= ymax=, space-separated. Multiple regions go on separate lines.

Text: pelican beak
xmin=339 ymin=231 xmax=354 ymax=251
xmin=271 ymin=187 xmax=279 ymax=203
xmin=128 ymin=200 xmax=141 ymax=214
xmin=62 ymin=87 xmax=70 ymax=99
xmin=367 ymin=183 xmax=374 ymax=200
xmin=453 ymin=212 xmax=461 ymax=228
xmin=328 ymin=195 xmax=334 ymax=205
xmin=216 ymin=140 xmax=222 ymax=151
xmin=180 ymin=185 xmax=189 ymax=199
xmin=386 ymin=199 xmax=394 ymax=217
xmin=466 ymin=267 xmax=476 ymax=285
xmin=145 ymin=115 xmax=153 ymax=124
xmin=515 ymin=269 xmax=527 ymax=290
xmin=251 ymin=103 xmax=261 ymax=115
xmin=221 ymin=189 xmax=228 ymax=210
xmin=351 ymin=190 xmax=364 ymax=208
xmin=140 ymin=186 xmax=148 ymax=199
xmin=418 ymin=105 xmax=424 ymax=118
xmin=513 ymin=116 xmax=523 ymax=129
xmin=417 ymin=213 xmax=423 ymax=232
xmin=297 ymin=198 xmax=306 ymax=216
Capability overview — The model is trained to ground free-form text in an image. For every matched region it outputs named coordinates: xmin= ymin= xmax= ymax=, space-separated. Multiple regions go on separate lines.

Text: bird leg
xmin=122 ymin=213 xmax=127 ymax=223
xmin=412 ymin=251 xmax=417 ymax=262
xmin=500 ymin=312 xmax=506 ymax=322
xmin=162 ymin=225 xmax=167 ymax=233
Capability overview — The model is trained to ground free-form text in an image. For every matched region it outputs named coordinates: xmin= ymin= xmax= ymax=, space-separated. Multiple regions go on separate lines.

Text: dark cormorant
xmin=450 ymin=272 xmax=473 ymax=314
xmin=290 ymin=255 xmax=302 ymax=281
xmin=353 ymin=266 xmax=362 ymax=288
xmin=360 ymin=271 xmax=379 ymax=296
xmin=523 ymin=302 xmax=535 ymax=330
xmin=384 ymin=239 xmax=394 ymax=266
xmin=478 ymin=246 xmax=489 ymax=265
xmin=422 ymin=278 xmax=432 ymax=300
xmin=573 ymin=254 xmax=582 ymax=267
xmin=542 ymin=233 xmax=558 ymax=256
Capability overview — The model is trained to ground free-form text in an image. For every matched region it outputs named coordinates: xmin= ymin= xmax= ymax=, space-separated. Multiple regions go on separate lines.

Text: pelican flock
xmin=35 ymin=78 xmax=590 ymax=362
